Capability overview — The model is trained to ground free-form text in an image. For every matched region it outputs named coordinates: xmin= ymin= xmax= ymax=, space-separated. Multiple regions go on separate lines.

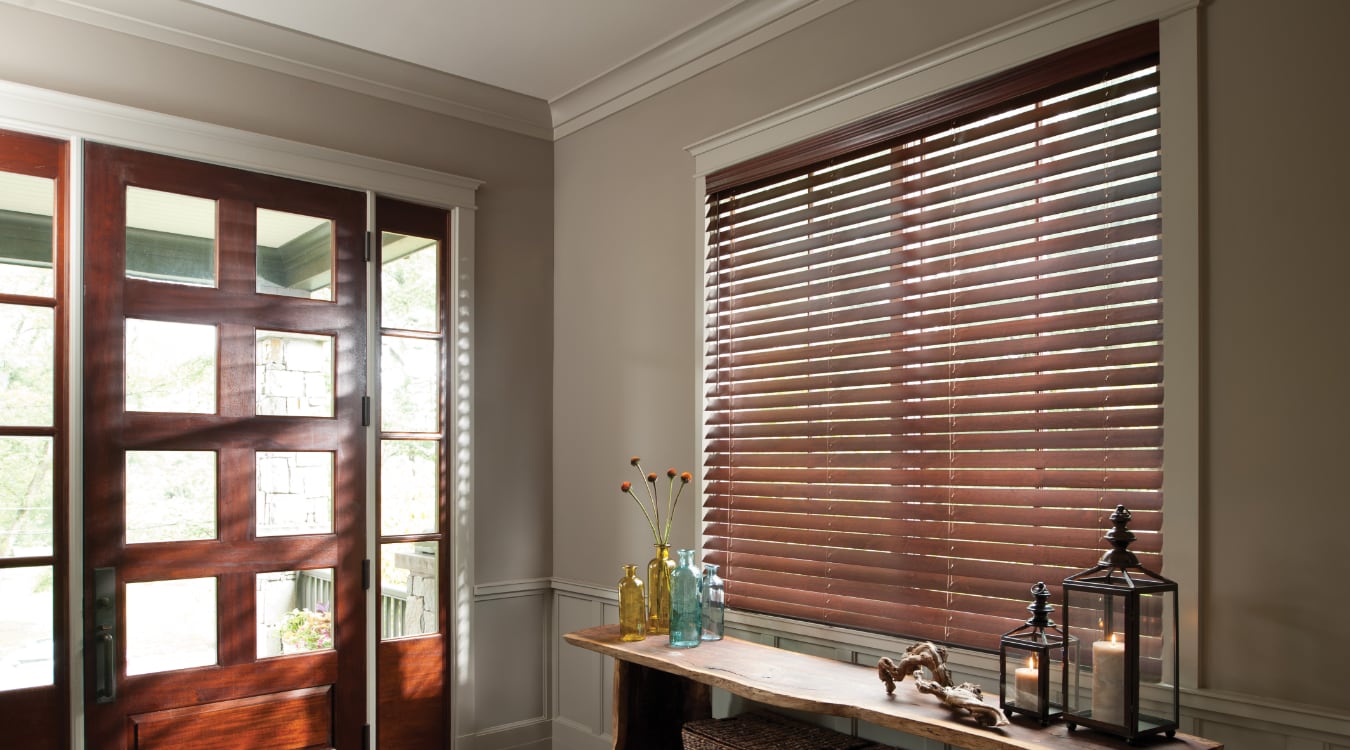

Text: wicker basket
xmin=681 ymin=711 xmax=896 ymax=750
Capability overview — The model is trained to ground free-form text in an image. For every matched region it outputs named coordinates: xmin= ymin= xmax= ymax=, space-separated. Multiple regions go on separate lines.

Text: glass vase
xmin=618 ymin=564 xmax=646 ymax=641
xmin=645 ymin=543 xmax=675 ymax=635
xmin=700 ymin=562 xmax=724 ymax=641
xmin=669 ymin=548 xmax=702 ymax=648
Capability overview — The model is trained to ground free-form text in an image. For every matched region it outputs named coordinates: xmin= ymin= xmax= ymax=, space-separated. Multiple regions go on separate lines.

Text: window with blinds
xmin=702 ymin=24 xmax=1163 ymax=650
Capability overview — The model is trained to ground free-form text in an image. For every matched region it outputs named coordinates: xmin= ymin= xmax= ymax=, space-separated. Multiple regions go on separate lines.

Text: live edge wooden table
xmin=564 ymin=625 xmax=1222 ymax=750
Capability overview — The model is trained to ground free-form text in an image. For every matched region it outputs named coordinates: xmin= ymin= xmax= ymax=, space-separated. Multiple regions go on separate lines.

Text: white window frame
xmin=0 ymin=78 xmax=481 ymax=749
xmin=688 ymin=0 xmax=1201 ymax=690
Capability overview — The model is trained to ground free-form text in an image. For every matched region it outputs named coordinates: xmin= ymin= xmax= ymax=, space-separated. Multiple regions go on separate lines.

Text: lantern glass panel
xmin=1003 ymin=645 xmax=1043 ymax=713
xmin=1137 ymin=588 xmax=1178 ymax=730
xmin=1065 ymin=588 xmax=1129 ymax=725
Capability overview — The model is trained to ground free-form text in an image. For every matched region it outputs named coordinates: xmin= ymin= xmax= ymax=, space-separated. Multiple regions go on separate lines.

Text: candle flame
xmin=1027 ymin=655 xmax=1036 ymax=669
xmin=1109 ymin=632 xmax=1118 ymax=644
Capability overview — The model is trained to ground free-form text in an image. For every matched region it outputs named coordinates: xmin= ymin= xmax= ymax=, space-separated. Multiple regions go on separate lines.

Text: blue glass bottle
xmin=700 ymin=562 xmax=725 ymax=640
xmin=668 ymin=549 xmax=702 ymax=648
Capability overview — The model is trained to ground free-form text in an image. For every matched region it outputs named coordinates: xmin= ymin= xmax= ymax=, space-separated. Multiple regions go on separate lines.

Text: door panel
xmin=83 ymin=143 xmax=366 ymax=750
xmin=374 ymin=197 xmax=451 ymax=749
xmin=0 ymin=128 xmax=69 ymax=750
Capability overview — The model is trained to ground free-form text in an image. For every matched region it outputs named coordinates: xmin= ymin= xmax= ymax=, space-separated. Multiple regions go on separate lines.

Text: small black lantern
xmin=1000 ymin=582 xmax=1077 ymax=724
xmin=1062 ymin=505 xmax=1179 ymax=742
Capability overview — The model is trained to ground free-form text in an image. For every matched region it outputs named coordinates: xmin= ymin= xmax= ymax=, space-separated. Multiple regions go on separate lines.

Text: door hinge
xmin=362 ymin=723 xmax=371 ymax=750
xmin=362 ymin=559 xmax=371 ymax=591
xmin=365 ymin=231 xmax=373 ymax=262
xmin=361 ymin=395 xmax=371 ymax=427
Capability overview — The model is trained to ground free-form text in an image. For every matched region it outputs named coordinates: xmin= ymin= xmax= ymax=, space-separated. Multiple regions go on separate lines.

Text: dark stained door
xmin=82 ymin=143 xmax=366 ymax=749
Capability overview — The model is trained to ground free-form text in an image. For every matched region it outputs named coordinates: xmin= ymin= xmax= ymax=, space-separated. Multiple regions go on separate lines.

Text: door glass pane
xmin=0 ymin=565 xmax=53 ymax=690
xmin=380 ymin=542 xmax=437 ymax=640
xmin=0 ymin=303 xmax=54 ymax=426
xmin=125 ymin=318 xmax=217 ymax=414
xmin=381 ymin=440 xmax=438 ymax=536
xmin=0 ymin=171 xmax=55 ymax=298
xmin=381 ymin=232 xmax=438 ymax=332
xmin=125 ymin=187 xmax=216 ymax=287
xmin=380 ymin=336 xmax=439 ymax=433
xmin=256 ymin=451 xmax=334 ymax=537
xmin=125 ymin=577 xmax=217 ymax=675
xmin=0 ymin=436 xmax=53 ymax=557
xmin=125 ymin=451 xmax=216 ymax=544
xmin=257 ymin=208 xmax=333 ymax=301
xmin=256 ymin=568 xmax=335 ymax=657
xmin=256 ymin=330 xmax=334 ymax=418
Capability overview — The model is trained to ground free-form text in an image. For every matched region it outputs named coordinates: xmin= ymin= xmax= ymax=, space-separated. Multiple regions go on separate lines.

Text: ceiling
xmin=9 ymin=0 xmax=850 ymax=139
xmin=194 ymin=0 xmax=744 ymax=103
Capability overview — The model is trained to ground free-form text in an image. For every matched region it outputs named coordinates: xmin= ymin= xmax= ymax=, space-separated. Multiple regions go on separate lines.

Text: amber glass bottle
xmin=646 ymin=543 xmax=675 ymax=635
xmin=618 ymin=564 xmax=646 ymax=641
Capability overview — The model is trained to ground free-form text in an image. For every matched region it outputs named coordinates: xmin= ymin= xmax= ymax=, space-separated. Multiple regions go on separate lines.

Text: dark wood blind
xmin=703 ymin=24 xmax=1162 ymax=650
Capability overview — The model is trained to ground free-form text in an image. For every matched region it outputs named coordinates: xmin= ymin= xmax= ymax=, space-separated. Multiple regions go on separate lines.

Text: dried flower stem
xmin=623 ymin=486 xmax=661 ymax=542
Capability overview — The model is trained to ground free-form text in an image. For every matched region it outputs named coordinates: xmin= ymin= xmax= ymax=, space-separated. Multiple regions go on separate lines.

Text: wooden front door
xmin=82 ymin=143 xmax=367 ymax=749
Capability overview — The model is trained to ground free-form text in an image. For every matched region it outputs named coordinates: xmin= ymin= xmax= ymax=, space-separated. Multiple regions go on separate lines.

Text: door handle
xmin=93 ymin=567 xmax=117 ymax=703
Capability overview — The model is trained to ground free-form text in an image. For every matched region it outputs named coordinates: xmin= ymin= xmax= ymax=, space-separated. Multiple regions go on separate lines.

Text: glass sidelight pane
xmin=256 ymin=330 xmax=334 ymax=418
xmin=256 ymin=568 xmax=335 ymax=658
xmin=125 ymin=318 xmax=217 ymax=414
xmin=257 ymin=208 xmax=334 ymax=301
xmin=0 ymin=303 xmax=54 ymax=426
xmin=125 ymin=577 xmax=217 ymax=675
xmin=0 ymin=565 xmax=53 ymax=690
xmin=125 ymin=187 xmax=216 ymax=287
xmin=125 ymin=451 xmax=216 ymax=544
xmin=380 ymin=542 xmax=438 ymax=640
xmin=380 ymin=440 xmax=438 ymax=536
xmin=0 ymin=171 xmax=55 ymax=298
xmin=380 ymin=336 xmax=439 ymax=433
xmin=0 ymin=436 xmax=54 ymax=557
xmin=380 ymin=232 xmax=438 ymax=332
xmin=256 ymin=451 xmax=334 ymax=537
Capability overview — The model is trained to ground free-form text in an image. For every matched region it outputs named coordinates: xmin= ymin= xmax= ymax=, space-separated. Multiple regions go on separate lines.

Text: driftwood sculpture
xmin=877 ymin=642 xmax=952 ymax=694
xmin=877 ymin=641 xmax=1008 ymax=728
xmin=913 ymin=675 xmax=1009 ymax=727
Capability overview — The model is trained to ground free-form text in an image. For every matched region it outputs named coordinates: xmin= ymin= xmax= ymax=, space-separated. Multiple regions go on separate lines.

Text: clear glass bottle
xmin=618 ymin=564 xmax=646 ymax=641
xmin=668 ymin=548 xmax=702 ymax=648
xmin=700 ymin=562 xmax=724 ymax=641
xmin=645 ymin=543 xmax=675 ymax=635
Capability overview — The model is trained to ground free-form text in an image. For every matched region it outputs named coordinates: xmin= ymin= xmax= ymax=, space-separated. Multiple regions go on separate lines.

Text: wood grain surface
xmin=564 ymin=625 xmax=1221 ymax=750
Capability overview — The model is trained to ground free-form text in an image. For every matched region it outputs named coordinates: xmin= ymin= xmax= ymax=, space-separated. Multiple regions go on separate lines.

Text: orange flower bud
xmin=680 ymin=472 xmax=692 ymax=483
xmin=630 ymin=456 xmax=641 ymax=466
xmin=646 ymin=472 xmax=657 ymax=483
xmin=667 ymin=468 xmax=677 ymax=478
xmin=620 ymin=481 xmax=632 ymax=492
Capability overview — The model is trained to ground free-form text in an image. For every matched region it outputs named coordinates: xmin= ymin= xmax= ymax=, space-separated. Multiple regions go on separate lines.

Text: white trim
xmin=551 ymin=0 xmax=853 ymax=139
xmin=551 ymin=577 xmax=620 ymax=603
xmin=688 ymin=0 xmax=1199 ymax=172
xmin=1 ymin=0 xmax=554 ymax=141
xmin=0 ymin=79 xmax=482 ymax=211
xmin=451 ymin=204 xmax=478 ymax=750
xmin=65 ymin=134 xmax=86 ymax=750
xmin=474 ymin=578 xmax=553 ymax=600
xmin=1157 ymin=6 xmax=1203 ymax=690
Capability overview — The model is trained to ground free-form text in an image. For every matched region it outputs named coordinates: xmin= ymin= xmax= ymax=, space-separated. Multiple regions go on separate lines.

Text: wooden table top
xmin=564 ymin=625 xmax=1222 ymax=750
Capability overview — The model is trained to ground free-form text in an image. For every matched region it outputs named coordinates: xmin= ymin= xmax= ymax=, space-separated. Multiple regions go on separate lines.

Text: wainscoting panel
xmin=548 ymin=581 xmax=1350 ymax=750
xmin=470 ymin=579 xmax=551 ymax=749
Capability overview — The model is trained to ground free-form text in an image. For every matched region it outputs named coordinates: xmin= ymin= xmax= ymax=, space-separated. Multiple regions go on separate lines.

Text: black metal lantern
xmin=1000 ymin=582 xmax=1077 ymax=724
xmin=1062 ymin=505 xmax=1179 ymax=742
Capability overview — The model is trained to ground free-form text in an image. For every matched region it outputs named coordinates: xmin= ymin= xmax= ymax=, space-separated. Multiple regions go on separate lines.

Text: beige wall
xmin=0 ymin=3 xmax=556 ymax=586
xmin=1201 ymin=0 xmax=1350 ymax=709
xmin=554 ymin=0 xmax=1350 ymax=719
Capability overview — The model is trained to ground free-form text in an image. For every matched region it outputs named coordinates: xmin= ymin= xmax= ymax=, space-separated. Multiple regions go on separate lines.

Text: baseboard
xmin=471 ymin=717 xmax=553 ymax=750
xmin=550 ymin=717 xmax=611 ymax=750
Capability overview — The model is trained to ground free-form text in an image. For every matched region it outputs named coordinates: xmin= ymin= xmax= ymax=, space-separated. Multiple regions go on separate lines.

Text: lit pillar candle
xmin=1091 ymin=634 xmax=1126 ymax=725
xmin=1015 ymin=656 xmax=1039 ymax=709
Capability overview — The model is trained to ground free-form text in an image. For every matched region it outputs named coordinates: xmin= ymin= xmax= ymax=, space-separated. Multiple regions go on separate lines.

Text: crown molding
xmin=549 ymin=0 xmax=855 ymax=140
xmin=2 ymin=0 xmax=555 ymax=140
